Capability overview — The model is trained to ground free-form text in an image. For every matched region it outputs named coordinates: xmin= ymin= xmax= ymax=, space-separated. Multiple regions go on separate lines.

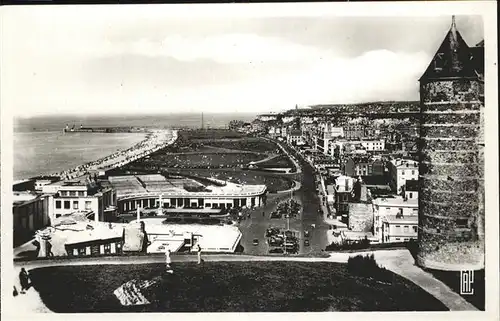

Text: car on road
xmin=304 ymin=239 xmax=310 ymax=247
xmin=252 ymin=239 xmax=259 ymax=246
xmin=304 ymin=230 xmax=310 ymax=238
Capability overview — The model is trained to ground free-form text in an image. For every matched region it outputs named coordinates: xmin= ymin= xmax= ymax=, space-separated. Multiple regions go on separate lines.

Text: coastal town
xmin=8 ymin=16 xmax=487 ymax=313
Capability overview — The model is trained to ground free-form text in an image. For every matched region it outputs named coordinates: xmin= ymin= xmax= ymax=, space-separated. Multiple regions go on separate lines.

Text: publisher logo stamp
xmin=460 ymin=270 xmax=474 ymax=295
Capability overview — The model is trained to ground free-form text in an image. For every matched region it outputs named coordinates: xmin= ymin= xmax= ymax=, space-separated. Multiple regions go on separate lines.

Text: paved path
xmin=10 ymin=249 xmax=477 ymax=312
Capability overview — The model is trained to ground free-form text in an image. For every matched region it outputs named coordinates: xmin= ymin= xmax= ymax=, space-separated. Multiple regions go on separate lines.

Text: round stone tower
xmin=416 ymin=17 xmax=485 ymax=270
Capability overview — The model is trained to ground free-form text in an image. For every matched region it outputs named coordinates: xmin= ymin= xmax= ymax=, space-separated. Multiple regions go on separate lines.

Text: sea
xmin=13 ymin=113 xmax=257 ymax=181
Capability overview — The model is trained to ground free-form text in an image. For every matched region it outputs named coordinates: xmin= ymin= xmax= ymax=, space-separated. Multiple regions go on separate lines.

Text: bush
xmin=347 ymin=254 xmax=393 ymax=283
xmin=325 ymin=238 xmax=370 ymax=251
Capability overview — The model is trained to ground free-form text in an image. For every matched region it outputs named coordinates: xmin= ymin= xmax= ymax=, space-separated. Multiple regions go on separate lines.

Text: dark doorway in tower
xmin=241 ymin=198 xmax=247 ymax=207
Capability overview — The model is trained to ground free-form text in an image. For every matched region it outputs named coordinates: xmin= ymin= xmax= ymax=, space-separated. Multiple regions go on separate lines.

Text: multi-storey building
xmin=381 ymin=215 xmax=418 ymax=243
xmin=334 ymin=175 xmax=355 ymax=222
xmin=343 ymin=156 xmax=385 ymax=177
xmin=417 ymin=17 xmax=484 ymax=270
xmin=388 ymin=158 xmax=419 ymax=193
xmin=372 ymin=196 xmax=418 ymax=241
xmin=42 ymin=179 xmax=117 ymax=223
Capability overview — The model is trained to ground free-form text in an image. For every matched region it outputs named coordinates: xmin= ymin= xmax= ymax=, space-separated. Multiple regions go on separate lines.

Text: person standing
xmin=194 ymin=243 xmax=202 ymax=264
xmin=165 ymin=247 xmax=173 ymax=273
xmin=19 ymin=268 xmax=30 ymax=294
xmin=140 ymin=221 xmax=151 ymax=253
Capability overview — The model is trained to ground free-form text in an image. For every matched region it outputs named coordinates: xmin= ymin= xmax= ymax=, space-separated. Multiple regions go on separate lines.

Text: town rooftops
xmin=383 ymin=215 xmax=418 ymax=225
xmin=420 ymin=16 xmax=481 ymax=81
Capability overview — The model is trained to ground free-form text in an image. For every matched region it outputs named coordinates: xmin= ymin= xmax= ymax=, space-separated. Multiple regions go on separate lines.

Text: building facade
xmin=13 ymin=193 xmax=51 ymax=246
xmin=388 ymin=158 xmax=419 ymax=193
xmin=381 ymin=215 xmax=418 ymax=243
xmin=373 ymin=197 xmax=418 ymax=241
xmin=417 ymin=17 xmax=484 ymax=270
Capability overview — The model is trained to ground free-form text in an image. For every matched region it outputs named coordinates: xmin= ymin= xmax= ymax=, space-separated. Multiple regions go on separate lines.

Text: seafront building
xmin=108 ymin=174 xmax=267 ymax=214
xmin=416 ymin=17 xmax=485 ymax=270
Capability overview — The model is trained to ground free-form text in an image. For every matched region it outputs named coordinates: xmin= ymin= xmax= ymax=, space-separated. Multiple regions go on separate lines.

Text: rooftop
xmin=383 ymin=215 xmax=418 ymax=224
xmin=420 ymin=16 xmax=483 ymax=81
xmin=373 ymin=197 xmax=418 ymax=208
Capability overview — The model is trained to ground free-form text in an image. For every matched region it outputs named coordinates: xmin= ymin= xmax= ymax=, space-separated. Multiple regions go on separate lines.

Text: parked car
xmin=252 ymin=239 xmax=259 ymax=246
xmin=304 ymin=239 xmax=310 ymax=247
xmin=304 ymin=230 xmax=310 ymax=238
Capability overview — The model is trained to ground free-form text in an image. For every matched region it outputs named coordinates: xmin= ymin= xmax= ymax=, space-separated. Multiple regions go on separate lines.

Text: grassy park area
xmin=29 ymin=261 xmax=447 ymax=312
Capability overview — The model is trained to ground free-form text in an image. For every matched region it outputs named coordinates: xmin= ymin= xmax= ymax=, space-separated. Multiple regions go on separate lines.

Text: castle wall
xmin=417 ymin=79 xmax=485 ymax=270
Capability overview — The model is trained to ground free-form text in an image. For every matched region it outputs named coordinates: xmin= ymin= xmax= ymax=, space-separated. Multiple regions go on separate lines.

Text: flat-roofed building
xmin=381 ymin=215 xmax=418 ymax=243
xmin=373 ymin=196 xmax=418 ymax=242
xmin=109 ymin=174 xmax=267 ymax=214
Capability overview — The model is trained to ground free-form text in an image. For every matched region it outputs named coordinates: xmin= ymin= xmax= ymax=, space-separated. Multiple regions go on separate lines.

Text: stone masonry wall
xmin=348 ymin=203 xmax=373 ymax=232
xmin=417 ymin=79 xmax=484 ymax=270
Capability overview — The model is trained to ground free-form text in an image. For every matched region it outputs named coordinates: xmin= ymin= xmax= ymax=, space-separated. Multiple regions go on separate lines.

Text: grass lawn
xmin=173 ymin=168 xmax=294 ymax=192
xmin=141 ymin=152 xmax=264 ymax=169
xmin=206 ymin=139 xmax=280 ymax=153
xmin=29 ymin=262 xmax=447 ymax=312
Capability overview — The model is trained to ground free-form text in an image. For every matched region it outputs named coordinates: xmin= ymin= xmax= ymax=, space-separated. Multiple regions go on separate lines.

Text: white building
xmin=372 ymin=196 xmax=418 ymax=242
xmin=381 ymin=215 xmax=418 ymax=243
xmin=42 ymin=180 xmax=117 ymax=223
xmin=388 ymin=158 xmax=419 ymax=193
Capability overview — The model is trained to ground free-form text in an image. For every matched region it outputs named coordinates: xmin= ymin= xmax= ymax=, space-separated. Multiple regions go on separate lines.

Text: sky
xmin=1 ymin=6 xmax=484 ymax=117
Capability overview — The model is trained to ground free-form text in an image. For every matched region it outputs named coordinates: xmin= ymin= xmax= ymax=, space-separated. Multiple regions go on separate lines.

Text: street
xmin=237 ymin=141 xmax=329 ymax=255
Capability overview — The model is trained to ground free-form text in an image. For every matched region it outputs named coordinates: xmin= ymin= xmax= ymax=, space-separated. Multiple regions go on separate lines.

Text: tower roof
xmin=420 ymin=16 xmax=478 ymax=81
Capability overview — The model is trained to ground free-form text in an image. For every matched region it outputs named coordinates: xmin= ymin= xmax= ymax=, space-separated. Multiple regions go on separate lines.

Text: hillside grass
xmin=29 ymin=261 xmax=447 ymax=312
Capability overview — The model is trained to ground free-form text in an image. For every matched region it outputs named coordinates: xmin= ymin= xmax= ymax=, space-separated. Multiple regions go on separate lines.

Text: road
xmin=237 ymin=139 xmax=329 ymax=256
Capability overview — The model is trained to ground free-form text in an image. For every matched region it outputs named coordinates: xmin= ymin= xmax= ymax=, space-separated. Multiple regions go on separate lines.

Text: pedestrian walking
xmin=19 ymin=268 xmax=30 ymax=294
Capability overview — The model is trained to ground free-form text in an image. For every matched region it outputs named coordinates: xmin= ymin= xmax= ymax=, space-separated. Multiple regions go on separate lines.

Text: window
xmin=395 ymin=225 xmax=400 ymax=228
xmin=409 ymin=192 xmax=413 ymax=199
xmin=73 ymin=201 xmax=79 ymax=210
xmin=401 ymin=170 xmax=405 ymax=175
xmin=69 ymin=191 xmax=76 ymax=196
xmin=396 ymin=238 xmax=401 ymax=241
xmin=78 ymin=247 xmax=86 ymax=256
xmin=104 ymin=243 xmax=111 ymax=254
xmin=413 ymin=226 xmax=418 ymax=233
xmin=404 ymin=226 xmax=409 ymax=233
xmin=78 ymin=191 xmax=85 ymax=197
xmin=64 ymin=201 xmax=71 ymax=209
xmin=412 ymin=170 xmax=415 ymax=175
xmin=85 ymin=201 xmax=92 ymax=210
xmin=56 ymin=214 xmax=61 ymax=218
xmin=56 ymin=200 xmax=62 ymax=209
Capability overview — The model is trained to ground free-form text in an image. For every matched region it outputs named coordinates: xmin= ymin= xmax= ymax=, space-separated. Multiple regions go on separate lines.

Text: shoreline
xmin=14 ymin=128 xmax=178 ymax=183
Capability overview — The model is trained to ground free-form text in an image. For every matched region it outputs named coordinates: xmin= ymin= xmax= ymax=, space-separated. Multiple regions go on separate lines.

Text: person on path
xmin=165 ymin=247 xmax=173 ymax=272
xmin=46 ymin=241 xmax=54 ymax=257
xmin=140 ymin=221 xmax=151 ymax=253
xmin=19 ymin=268 xmax=30 ymax=294
xmin=194 ymin=243 xmax=202 ymax=264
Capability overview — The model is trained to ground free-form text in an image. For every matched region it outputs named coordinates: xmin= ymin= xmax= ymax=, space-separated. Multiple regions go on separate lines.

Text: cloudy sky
xmin=2 ymin=6 xmax=484 ymax=117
